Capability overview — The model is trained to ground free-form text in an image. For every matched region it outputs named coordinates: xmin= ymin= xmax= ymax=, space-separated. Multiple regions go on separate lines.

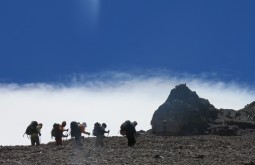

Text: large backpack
xmin=24 ymin=121 xmax=38 ymax=136
xmin=51 ymin=123 xmax=61 ymax=138
xmin=120 ymin=120 xmax=132 ymax=136
xmin=70 ymin=121 xmax=80 ymax=137
xmin=93 ymin=122 xmax=102 ymax=136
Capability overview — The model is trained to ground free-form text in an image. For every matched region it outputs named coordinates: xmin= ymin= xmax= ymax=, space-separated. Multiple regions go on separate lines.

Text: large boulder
xmin=151 ymin=84 xmax=255 ymax=136
xmin=151 ymin=84 xmax=218 ymax=136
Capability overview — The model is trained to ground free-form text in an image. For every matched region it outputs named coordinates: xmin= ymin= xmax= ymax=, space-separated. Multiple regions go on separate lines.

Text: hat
xmin=82 ymin=122 xmax=87 ymax=127
xmin=38 ymin=123 xmax=43 ymax=127
xmin=62 ymin=121 xmax=66 ymax=126
xmin=132 ymin=121 xmax=137 ymax=126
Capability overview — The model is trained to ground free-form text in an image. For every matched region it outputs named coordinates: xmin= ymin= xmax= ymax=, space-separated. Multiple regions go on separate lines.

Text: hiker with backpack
xmin=120 ymin=120 xmax=137 ymax=147
xmin=24 ymin=121 xmax=43 ymax=146
xmin=101 ymin=123 xmax=110 ymax=137
xmin=31 ymin=123 xmax=43 ymax=146
xmin=51 ymin=121 xmax=69 ymax=145
xmin=93 ymin=122 xmax=110 ymax=147
xmin=70 ymin=121 xmax=90 ymax=146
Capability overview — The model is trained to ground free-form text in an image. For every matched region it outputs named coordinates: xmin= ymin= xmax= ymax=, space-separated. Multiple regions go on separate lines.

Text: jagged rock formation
xmin=151 ymin=84 xmax=255 ymax=136
xmin=239 ymin=101 xmax=255 ymax=120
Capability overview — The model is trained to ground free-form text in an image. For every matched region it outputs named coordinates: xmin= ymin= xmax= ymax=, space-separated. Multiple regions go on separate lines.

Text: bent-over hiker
xmin=31 ymin=123 xmax=43 ymax=146
xmin=52 ymin=121 xmax=69 ymax=145
xmin=120 ymin=120 xmax=137 ymax=147
xmin=94 ymin=122 xmax=109 ymax=147
xmin=71 ymin=121 xmax=90 ymax=146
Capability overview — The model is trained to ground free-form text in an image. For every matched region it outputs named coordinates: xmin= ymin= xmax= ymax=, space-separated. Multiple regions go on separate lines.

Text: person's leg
xmin=55 ymin=137 xmax=59 ymax=145
xmin=127 ymin=134 xmax=135 ymax=146
xmin=96 ymin=135 xmax=103 ymax=147
xmin=131 ymin=135 xmax=136 ymax=146
xmin=35 ymin=135 xmax=40 ymax=146
xmin=127 ymin=135 xmax=132 ymax=146
xmin=75 ymin=135 xmax=82 ymax=146
xmin=59 ymin=138 xmax=63 ymax=145
xmin=56 ymin=137 xmax=62 ymax=145
xmin=99 ymin=135 xmax=104 ymax=146
xmin=31 ymin=136 xmax=35 ymax=146
xmin=95 ymin=136 xmax=99 ymax=147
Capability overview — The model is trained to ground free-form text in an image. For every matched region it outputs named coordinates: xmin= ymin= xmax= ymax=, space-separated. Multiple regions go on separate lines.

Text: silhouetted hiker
xmin=24 ymin=121 xmax=42 ymax=146
xmin=70 ymin=121 xmax=90 ymax=146
xmin=31 ymin=123 xmax=43 ymax=146
xmin=93 ymin=122 xmax=110 ymax=147
xmin=51 ymin=121 xmax=68 ymax=145
xmin=101 ymin=123 xmax=110 ymax=137
xmin=120 ymin=120 xmax=137 ymax=147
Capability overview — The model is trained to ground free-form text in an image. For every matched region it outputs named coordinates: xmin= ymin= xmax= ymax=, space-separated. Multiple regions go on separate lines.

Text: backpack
xmin=51 ymin=123 xmax=61 ymax=138
xmin=120 ymin=120 xmax=132 ymax=136
xmin=25 ymin=121 xmax=38 ymax=136
xmin=93 ymin=122 xmax=102 ymax=136
xmin=70 ymin=121 xmax=80 ymax=137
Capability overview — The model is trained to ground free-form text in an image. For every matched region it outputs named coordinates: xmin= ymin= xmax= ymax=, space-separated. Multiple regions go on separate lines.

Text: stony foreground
xmin=1 ymin=134 xmax=255 ymax=165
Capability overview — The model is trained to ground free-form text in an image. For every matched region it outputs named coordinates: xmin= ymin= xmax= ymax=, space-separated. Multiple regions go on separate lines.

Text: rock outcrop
xmin=239 ymin=101 xmax=255 ymax=120
xmin=151 ymin=84 xmax=255 ymax=136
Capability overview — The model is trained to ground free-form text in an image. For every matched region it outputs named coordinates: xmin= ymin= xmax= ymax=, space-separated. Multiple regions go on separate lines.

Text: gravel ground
xmin=1 ymin=134 xmax=255 ymax=165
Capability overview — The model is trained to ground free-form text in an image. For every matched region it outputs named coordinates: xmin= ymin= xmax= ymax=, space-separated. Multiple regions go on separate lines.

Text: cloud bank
xmin=0 ymin=72 xmax=254 ymax=145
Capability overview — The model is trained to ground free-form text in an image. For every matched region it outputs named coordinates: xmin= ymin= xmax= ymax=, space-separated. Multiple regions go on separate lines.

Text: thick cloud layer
xmin=0 ymin=73 xmax=254 ymax=145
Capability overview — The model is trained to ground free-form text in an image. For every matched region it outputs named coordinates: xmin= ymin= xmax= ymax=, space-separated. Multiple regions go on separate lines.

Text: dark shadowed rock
xmin=210 ymin=125 xmax=238 ymax=136
xmin=151 ymin=84 xmax=255 ymax=136
xmin=239 ymin=101 xmax=255 ymax=121
xmin=151 ymin=84 xmax=218 ymax=136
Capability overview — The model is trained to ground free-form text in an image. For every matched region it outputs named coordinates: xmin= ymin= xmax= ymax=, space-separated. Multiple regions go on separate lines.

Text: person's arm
xmin=80 ymin=127 xmax=90 ymax=135
xmin=82 ymin=130 xmax=90 ymax=135
xmin=37 ymin=127 xmax=41 ymax=136
xmin=62 ymin=126 xmax=68 ymax=132
xmin=130 ymin=125 xmax=136 ymax=134
xmin=59 ymin=125 xmax=68 ymax=132
xmin=84 ymin=131 xmax=90 ymax=135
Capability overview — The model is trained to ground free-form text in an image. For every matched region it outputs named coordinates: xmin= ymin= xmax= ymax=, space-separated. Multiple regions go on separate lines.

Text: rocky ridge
xmin=151 ymin=84 xmax=255 ymax=136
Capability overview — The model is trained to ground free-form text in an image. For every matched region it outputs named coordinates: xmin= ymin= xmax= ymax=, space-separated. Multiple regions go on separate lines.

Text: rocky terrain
xmin=1 ymin=134 xmax=255 ymax=165
xmin=151 ymin=84 xmax=255 ymax=136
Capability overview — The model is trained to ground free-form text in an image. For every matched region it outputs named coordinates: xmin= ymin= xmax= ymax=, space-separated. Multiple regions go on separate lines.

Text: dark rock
xmin=154 ymin=154 xmax=163 ymax=159
xmin=151 ymin=84 xmax=218 ymax=136
xmin=151 ymin=84 xmax=255 ymax=136
xmin=244 ymin=161 xmax=255 ymax=165
xmin=239 ymin=101 xmax=255 ymax=121
xmin=209 ymin=125 xmax=238 ymax=136
xmin=194 ymin=154 xmax=205 ymax=158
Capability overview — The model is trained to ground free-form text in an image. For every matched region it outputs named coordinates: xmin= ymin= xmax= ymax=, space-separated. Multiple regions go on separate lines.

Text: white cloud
xmin=0 ymin=72 xmax=254 ymax=145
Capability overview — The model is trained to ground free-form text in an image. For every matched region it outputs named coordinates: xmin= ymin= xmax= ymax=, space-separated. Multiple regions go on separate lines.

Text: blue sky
xmin=1 ymin=1 xmax=255 ymax=145
xmin=0 ymin=0 xmax=254 ymax=85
